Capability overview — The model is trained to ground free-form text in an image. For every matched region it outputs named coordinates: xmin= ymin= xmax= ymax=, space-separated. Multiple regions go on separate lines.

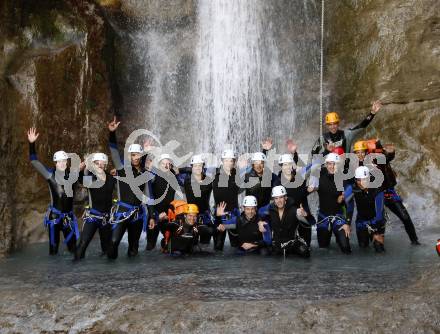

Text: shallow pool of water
xmin=1 ymin=227 xmax=438 ymax=302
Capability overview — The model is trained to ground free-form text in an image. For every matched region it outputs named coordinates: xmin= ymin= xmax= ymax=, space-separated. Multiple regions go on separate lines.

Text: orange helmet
xmin=365 ymin=139 xmax=383 ymax=154
xmin=185 ymin=204 xmax=199 ymax=215
xmin=325 ymin=112 xmax=340 ymax=124
xmin=175 ymin=204 xmax=188 ymax=217
xmin=353 ymin=140 xmax=367 ymax=152
xmin=167 ymin=200 xmax=187 ymax=221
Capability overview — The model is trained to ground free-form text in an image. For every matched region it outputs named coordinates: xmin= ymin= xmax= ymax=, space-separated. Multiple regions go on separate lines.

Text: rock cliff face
xmin=325 ymin=0 xmax=440 ymax=224
xmin=0 ymin=0 xmax=114 ymax=255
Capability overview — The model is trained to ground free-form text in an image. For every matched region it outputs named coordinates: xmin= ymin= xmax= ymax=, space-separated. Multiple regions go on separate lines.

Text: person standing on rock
xmin=27 ymin=127 xmax=80 ymax=255
xmin=74 ymin=152 xmax=116 ymax=260
xmin=107 ymin=117 xmax=150 ymax=259
xmin=345 ymin=166 xmax=386 ymax=253
xmin=311 ymin=100 xmax=383 ymax=156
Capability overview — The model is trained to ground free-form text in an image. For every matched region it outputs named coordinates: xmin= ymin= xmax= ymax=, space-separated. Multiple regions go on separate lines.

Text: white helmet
xmin=355 ymin=166 xmax=370 ymax=179
xmin=128 ymin=144 xmax=143 ymax=154
xmin=221 ymin=149 xmax=236 ymax=160
xmin=278 ymin=154 xmax=294 ymax=165
xmin=158 ymin=153 xmax=173 ymax=164
xmin=325 ymin=152 xmax=340 ymax=163
xmin=53 ymin=151 xmax=68 ymax=162
xmin=92 ymin=152 xmax=108 ymax=163
xmin=242 ymin=195 xmax=258 ymax=207
xmin=251 ymin=152 xmax=267 ymax=162
xmin=190 ymin=154 xmax=204 ymax=165
xmin=271 ymin=185 xmax=287 ymax=198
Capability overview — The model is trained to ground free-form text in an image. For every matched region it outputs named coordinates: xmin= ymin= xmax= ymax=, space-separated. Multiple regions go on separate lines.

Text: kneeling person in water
xmin=259 ymin=186 xmax=310 ymax=258
xmin=162 ymin=204 xmax=200 ymax=255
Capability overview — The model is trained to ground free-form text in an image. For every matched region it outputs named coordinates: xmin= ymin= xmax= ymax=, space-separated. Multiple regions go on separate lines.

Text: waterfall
xmin=116 ymin=1 xmax=321 ymax=155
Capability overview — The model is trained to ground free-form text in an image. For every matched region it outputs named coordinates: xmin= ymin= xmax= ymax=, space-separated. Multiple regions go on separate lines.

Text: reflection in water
xmin=1 ymin=228 xmax=437 ymax=302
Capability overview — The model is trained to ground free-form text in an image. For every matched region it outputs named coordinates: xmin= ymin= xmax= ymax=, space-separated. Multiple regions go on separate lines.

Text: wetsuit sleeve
xmin=344 ymin=184 xmax=354 ymax=224
xmin=29 ymin=142 xmax=53 ymax=180
xmin=109 ymin=131 xmax=123 ymax=171
xmin=345 ymin=112 xmax=376 ymax=151
xmin=311 ymin=137 xmax=322 ymax=155
xmin=372 ymin=191 xmax=385 ymax=226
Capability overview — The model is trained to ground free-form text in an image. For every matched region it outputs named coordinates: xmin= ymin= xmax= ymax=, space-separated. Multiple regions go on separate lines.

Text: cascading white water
xmin=194 ymin=0 xmax=297 ymax=155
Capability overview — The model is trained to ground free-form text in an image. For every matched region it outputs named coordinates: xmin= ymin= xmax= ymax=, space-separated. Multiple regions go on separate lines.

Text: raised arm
xmin=27 ymin=127 xmax=52 ymax=180
xmin=108 ymin=117 xmax=123 ymax=170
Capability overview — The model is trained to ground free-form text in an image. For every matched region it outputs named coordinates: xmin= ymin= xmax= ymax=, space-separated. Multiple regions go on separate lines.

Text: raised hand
xmin=261 ymin=137 xmax=273 ymax=151
xmin=143 ymin=137 xmax=155 ymax=152
xmin=216 ymin=201 xmax=227 ymax=217
xmin=27 ymin=127 xmax=39 ymax=143
xmin=286 ymin=138 xmax=297 ymax=154
xmin=108 ymin=116 xmax=121 ymax=132
xmin=383 ymin=143 xmax=395 ymax=153
xmin=371 ymin=100 xmax=382 ymax=114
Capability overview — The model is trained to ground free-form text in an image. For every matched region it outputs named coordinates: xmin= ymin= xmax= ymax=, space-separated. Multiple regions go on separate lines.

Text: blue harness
xmin=110 ymin=201 xmax=148 ymax=231
xmin=317 ymin=212 xmax=346 ymax=232
xmin=384 ymin=188 xmax=402 ymax=202
xmin=43 ymin=206 xmax=79 ymax=247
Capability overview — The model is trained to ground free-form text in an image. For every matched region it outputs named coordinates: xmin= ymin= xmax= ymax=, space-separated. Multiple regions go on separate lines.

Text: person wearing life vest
xmin=75 ymin=152 xmax=116 ymax=260
xmin=27 ymin=127 xmax=80 ymax=255
xmin=308 ymin=153 xmax=352 ymax=254
xmin=212 ymin=148 xmax=243 ymax=251
xmin=311 ymin=100 xmax=383 ymax=156
xmin=231 ymin=196 xmax=271 ymax=254
xmin=146 ymin=153 xmax=181 ymax=251
xmin=176 ymin=154 xmax=214 ymax=245
xmin=162 ymin=204 xmax=200 ymax=255
xmin=258 ymin=186 xmax=310 ymax=258
xmin=107 ymin=117 xmax=150 ymax=259
xmin=345 ymin=166 xmax=386 ymax=252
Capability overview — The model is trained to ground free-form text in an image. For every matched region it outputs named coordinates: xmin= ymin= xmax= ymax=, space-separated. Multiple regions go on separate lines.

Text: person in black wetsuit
xmin=311 ymin=100 xmax=383 ymax=156
xmin=309 ymin=153 xmax=352 ymax=254
xmin=258 ymin=186 xmax=310 ymax=258
xmin=367 ymin=140 xmax=420 ymax=246
xmin=345 ymin=166 xmax=386 ymax=252
xmin=161 ymin=204 xmax=200 ymax=255
xmin=27 ymin=127 xmax=79 ymax=255
xmin=212 ymin=149 xmax=243 ymax=251
xmin=107 ymin=117 xmax=150 ymax=259
xmin=146 ymin=153 xmax=182 ymax=251
xmin=177 ymin=155 xmax=214 ymax=246
xmin=74 ymin=152 xmax=116 ymax=260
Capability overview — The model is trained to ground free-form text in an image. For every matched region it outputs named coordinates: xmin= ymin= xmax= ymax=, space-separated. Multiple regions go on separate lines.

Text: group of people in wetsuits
xmin=27 ymin=99 xmax=421 ymax=260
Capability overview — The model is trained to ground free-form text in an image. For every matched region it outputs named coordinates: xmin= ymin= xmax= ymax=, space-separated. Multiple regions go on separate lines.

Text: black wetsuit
xmin=107 ymin=130 xmax=149 ymax=259
xmin=243 ymin=167 xmax=278 ymax=208
xmin=316 ymin=168 xmax=351 ymax=254
xmin=236 ymin=213 xmax=267 ymax=254
xmin=212 ymin=167 xmax=242 ymax=250
xmin=75 ymin=170 xmax=116 ymax=260
xmin=161 ymin=219 xmax=199 ymax=254
xmin=275 ymin=171 xmax=315 ymax=246
xmin=178 ymin=169 xmax=214 ymax=244
xmin=266 ymin=198 xmax=310 ymax=258
xmin=29 ymin=142 xmax=78 ymax=255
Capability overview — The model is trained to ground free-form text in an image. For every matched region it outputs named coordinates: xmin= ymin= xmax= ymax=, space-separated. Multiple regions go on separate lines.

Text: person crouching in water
xmin=259 ymin=186 xmax=310 ymax=258
xmin=27 ymin=127 xmax=80 ymax=255
xmin=161 ymin=204 xmax=200 ymax=255
xmin=346 ymin=166 xmax=386 ymax=253
xmin=224 ymin=196 xmax=271 ymax=255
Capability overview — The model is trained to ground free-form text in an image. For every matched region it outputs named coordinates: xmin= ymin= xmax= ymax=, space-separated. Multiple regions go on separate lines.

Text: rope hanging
xmin=319 ymin=0 xmax=325 ymax=144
